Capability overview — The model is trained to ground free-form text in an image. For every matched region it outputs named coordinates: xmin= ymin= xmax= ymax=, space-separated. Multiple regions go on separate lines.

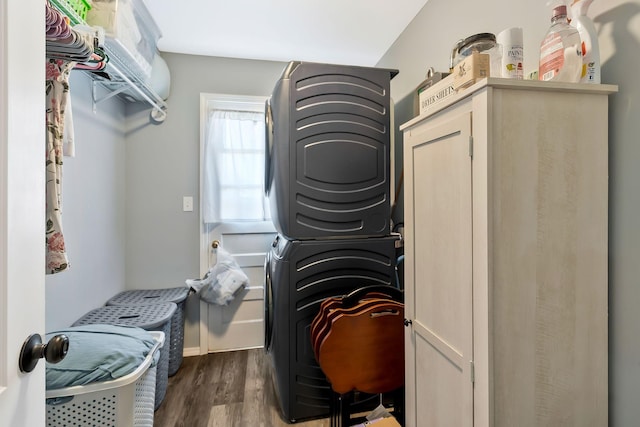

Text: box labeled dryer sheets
xmin=417 ymin=52 xmax=490 ymax=116
xmin=417 ymin=72 xmax=455 ymax=115
xmin=413 ymin=70 xmax=450 ymax=116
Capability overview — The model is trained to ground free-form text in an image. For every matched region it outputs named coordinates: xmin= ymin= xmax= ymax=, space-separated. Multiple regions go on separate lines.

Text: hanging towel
xmin=46 ymin=58 xmax=75 ymax=274
xmin=62 ymin=90 xmax=75 ymax=157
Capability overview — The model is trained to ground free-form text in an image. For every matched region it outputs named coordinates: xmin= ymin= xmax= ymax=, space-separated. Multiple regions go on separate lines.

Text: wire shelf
xmin=49 ymin=0 xmax=167 ymax=120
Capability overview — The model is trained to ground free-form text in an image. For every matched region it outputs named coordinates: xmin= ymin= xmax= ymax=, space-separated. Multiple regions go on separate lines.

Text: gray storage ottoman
xmin=72 ymin=302 xmax=177 ymax=410
xmin=106 ymin=287 xmax=189 ymax=376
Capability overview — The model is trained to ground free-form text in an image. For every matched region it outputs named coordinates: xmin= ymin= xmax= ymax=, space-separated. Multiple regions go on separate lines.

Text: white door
xmin=404 ymin=114 xmax=473 ymax=427
xmin=0 ymin=1 xmax=47 ymax=425
xmin=198 ymin=93 xmax=274 ymax=353
xmin=199 ymin=222 xmax=276 ymax=353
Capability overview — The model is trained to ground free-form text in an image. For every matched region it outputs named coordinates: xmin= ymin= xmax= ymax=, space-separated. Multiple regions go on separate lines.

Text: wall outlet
xmin=183 ymin=196 xmax=193 ymax=212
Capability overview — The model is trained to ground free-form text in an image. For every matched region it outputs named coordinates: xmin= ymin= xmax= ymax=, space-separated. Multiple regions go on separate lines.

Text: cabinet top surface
xmin=400 ymin=78 xmax=618 ymax=131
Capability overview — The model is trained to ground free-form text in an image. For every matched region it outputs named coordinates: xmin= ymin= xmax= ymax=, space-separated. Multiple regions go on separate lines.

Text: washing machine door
xmin=264 ymin=246 xmax=274 ymax=352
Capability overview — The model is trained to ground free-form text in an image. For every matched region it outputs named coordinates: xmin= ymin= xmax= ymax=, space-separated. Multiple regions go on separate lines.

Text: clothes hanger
xmin=46 ymin=0 xmax=95 ymax=63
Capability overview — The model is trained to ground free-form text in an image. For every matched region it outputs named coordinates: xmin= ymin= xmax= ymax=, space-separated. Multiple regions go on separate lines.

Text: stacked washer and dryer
xmin=264 ymin=61 xmax=400 ymax=423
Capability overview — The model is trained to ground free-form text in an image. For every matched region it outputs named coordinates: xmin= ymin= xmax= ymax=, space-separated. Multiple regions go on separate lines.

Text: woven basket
xmin=107 ymin=287 xmax=189 ymax=376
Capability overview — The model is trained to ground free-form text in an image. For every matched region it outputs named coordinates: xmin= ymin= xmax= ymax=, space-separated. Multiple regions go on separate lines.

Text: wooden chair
xmin=311 ymin=286 xmax=404 ymax=426
xmin=311 ymin=293 xmax=399 ymax=362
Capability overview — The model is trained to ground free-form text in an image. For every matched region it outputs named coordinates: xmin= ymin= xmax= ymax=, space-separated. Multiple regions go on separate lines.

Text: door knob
xmin=19 ymin=333 xmax=69 ymax=373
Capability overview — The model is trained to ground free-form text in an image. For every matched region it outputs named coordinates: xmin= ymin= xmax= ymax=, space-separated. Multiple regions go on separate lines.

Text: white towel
xmin=186 ymin=247 xmax=249 ymax=306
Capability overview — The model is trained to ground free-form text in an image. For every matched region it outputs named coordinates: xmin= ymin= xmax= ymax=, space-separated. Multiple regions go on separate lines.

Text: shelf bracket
xmin=106 ymin=62 xmax=167 ymax=122
xmin=92 ymin=81 xmax=128 ymax=113
xmin=91 ymin=74 xmax=167 ymax=122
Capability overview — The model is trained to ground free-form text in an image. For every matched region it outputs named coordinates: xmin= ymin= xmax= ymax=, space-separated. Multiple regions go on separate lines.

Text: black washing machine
xmin=264 ymin=234 xmax=400 ymax=422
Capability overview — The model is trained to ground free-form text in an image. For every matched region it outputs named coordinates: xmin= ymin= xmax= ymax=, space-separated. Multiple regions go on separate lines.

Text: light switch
xmin=183 ymin=196 xmax=193 ymax=212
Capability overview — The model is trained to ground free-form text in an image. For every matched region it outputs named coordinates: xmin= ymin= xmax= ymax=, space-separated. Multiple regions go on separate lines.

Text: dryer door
xmin=264 ymin=98 xmax=274 ymax=196
xmin=264 ymin=246 xmax=274 ymax=352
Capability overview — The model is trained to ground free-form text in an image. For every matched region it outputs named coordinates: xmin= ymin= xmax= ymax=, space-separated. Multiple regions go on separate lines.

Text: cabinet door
xmin=404 ymin=113 xmax=473 ymax=427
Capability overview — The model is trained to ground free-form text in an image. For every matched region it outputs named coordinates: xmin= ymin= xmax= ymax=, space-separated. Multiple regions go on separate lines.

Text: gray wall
xmin=45 ymin=72 xmax=127 ymax=330
xmin=376 ymin=0 xmax=640 ymax=424
xmin=123 ymin=54 xmax=286 ymax=349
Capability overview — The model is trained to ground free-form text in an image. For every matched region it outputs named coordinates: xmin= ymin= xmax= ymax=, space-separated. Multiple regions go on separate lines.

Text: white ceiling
xmin=145 ymin=0 xmax=429 ymax=67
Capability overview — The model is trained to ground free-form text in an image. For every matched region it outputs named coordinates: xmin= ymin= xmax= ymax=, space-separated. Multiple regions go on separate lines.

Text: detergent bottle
xmin=539 ymin=1 xmax=582 ymax=82
xmin=571 ymin=0 xmax=601 ymax=83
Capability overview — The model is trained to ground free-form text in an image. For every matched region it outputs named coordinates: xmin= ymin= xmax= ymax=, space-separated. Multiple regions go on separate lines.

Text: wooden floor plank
xmin=208 ymin=403 xmax=244 ymax=427
xmin=240 ymin=348 xmax=271 ymax=425
xmin=152 ymin=355 xmax=199 ymax=427
xmin=154 ymin=349 xmax=329 ymax=427
xmin=211 ymin=351 xmax=248 ymax=406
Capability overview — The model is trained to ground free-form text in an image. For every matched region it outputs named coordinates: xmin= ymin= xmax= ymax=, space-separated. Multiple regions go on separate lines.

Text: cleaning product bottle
xmin=571 ymin=0 xmax=601 ymax=83
xmin=539 ymin=1 xmax=583 ymax=82
xmin=497 ymin=27 xmax=524 ymax=79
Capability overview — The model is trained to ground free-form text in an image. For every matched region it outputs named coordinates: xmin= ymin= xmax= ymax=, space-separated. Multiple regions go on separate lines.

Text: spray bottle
xmin=571 ymin=0 xmax=601 ymax=83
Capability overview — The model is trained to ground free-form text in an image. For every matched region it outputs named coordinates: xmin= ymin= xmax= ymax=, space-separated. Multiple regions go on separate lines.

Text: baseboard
xmin=208 ymin=344 xmax=264 ymax=353
xmin=182 ymin=345 xmax=265 ymax=357
xmin=182 ymin=346 xmax=201 ymax=357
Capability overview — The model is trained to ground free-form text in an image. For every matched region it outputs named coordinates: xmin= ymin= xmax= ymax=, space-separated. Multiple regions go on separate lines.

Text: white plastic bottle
xmin=497 ymin=27 xmax=524 ymax=79
xmin=539 ymin=2 xmax=583 ymax=82
xmin=571 ymin=0 xmax=601 ymax=83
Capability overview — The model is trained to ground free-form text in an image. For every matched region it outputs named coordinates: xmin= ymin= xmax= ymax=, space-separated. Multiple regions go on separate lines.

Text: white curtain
xmin=202 ymin=109 xmax=270 ymax=223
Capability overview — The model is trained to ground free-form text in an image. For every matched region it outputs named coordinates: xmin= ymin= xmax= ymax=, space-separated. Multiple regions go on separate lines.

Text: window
xmin=200 ymin=94 xmax=270 ymax=223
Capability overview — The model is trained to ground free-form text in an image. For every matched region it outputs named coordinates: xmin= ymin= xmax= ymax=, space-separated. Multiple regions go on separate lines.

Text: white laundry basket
xmin=46 ymin=331 xmax=164 ymax=427
xmin=72 ymin=303 xmax=176 ymax=410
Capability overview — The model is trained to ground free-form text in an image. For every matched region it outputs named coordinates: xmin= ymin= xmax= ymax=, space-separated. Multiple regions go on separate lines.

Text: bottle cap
xmin=553 ymin=5 xmax=568 ymax=18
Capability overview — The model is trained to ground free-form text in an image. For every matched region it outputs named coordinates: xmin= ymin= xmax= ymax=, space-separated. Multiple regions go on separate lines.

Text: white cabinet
xmin=401 ymin=79 xmax=616 ymax=427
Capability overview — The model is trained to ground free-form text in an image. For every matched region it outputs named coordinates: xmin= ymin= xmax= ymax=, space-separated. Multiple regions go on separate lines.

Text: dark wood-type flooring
xmin=153 ymin=349 xmax=329 ymax=427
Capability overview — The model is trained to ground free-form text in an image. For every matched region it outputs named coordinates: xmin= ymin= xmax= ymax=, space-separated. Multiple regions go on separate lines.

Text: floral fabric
xmin=45 ymin=58 xmax=74 ymax=274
